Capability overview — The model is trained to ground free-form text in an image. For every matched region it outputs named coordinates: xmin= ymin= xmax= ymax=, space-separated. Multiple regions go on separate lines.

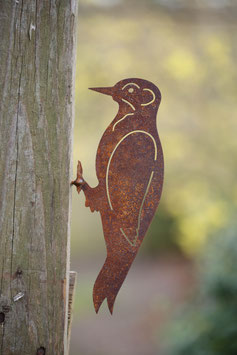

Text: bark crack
xmin=0 ymin=322 xmax=5 ymax=355
xmin=10 ymin=0 xmax=24 ymax=294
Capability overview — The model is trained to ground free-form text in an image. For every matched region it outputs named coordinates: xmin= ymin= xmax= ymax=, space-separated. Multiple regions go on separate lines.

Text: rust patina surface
xmin=72 ymin=78 xmax=164 ymax=314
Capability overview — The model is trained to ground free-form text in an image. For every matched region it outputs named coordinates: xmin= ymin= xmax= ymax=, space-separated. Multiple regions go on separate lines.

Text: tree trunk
xmin=0 ymin=1 xmax=78 ymax=353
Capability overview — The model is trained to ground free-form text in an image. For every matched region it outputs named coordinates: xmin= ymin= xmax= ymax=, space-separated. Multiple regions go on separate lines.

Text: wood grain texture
xmin=0 ymin=0 xmax=78 ymax=353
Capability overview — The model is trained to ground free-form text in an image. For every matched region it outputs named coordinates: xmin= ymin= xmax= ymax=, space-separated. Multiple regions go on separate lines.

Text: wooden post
xmin=0 ymin=0 xmax=78 ymax=353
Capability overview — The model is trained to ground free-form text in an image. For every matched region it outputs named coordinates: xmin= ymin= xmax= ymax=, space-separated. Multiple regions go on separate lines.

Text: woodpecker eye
xmin=128 ymin=87 xmax=134 ymax=93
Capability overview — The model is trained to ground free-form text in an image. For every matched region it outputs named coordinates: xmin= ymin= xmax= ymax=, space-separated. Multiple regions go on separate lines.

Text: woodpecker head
xmin=89 ymin=78 xmax=161 ymax=112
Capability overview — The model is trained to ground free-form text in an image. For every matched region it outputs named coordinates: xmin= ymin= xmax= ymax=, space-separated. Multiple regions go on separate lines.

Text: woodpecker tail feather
xmin=93 ymin=255 xmax=133 ymax=314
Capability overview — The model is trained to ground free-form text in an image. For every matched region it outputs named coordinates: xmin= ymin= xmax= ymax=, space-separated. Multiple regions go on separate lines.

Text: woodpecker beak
xmin=89 ymin=86 xmax=114 ymax=96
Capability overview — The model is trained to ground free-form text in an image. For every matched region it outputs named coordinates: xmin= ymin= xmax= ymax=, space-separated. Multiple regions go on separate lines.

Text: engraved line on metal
xmin=122 ymin=82 xmax=140 ymax=90
xmin=106 ymin=131 xmax=157 ymax=210
xmin=112 ymin=113 xmax=134 ymax=131
xmin=122 ymin=99 xmax=135 ymax=111
xmin=136 ymin=170 xmax=154 ymax=237
xmin=141 ymin=88 xmax=156 ymax=106
xmin=120 ymin=170 xmax=154 ymax=247
xmin=120 ymin=228 xmax=135 ymax=247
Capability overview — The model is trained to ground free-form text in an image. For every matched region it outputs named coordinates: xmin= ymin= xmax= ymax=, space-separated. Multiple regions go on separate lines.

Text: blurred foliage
xmin=70 ymin=2 xmax=237 ymax=354
xmin=143 ymin=205 xmax=181 ymax=255
xmin=151 ymin=0 xmax=237 ymax=9
xmin=83 ymin=0 xmax=237 ymax=10
xmin=71 ymin=0 xmax=237 ymax=259
xmin=163 ymin=221 xmax=237 ymax=355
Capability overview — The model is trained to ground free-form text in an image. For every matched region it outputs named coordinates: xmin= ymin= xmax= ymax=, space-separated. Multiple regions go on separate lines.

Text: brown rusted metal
xmin=72 ymin=78 xmax=164 ymax=314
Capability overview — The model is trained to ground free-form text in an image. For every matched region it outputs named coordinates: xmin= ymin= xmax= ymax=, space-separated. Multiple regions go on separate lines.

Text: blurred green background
xmin=70 ymin=0 xmax=237 ymax=354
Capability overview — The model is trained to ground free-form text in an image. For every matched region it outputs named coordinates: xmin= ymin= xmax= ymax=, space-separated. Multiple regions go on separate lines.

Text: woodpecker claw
xmin=71 ymin=160 xmax=85 ymax=194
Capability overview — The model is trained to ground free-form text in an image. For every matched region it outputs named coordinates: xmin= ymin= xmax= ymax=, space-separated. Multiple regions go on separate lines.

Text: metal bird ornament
xmin=72 ymin=78 xmax=164 ymax=314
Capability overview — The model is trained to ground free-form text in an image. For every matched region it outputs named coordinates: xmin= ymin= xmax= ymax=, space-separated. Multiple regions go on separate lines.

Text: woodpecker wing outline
xmin=107 ymin=131 xmax=157 ymax=246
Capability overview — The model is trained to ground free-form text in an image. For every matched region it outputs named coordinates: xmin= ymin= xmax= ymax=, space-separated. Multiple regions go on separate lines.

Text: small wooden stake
xmin=67 ymin=271 xmax=77 ymax=354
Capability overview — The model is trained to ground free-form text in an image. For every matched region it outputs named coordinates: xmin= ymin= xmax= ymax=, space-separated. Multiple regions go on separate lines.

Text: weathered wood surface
xmin=0 ymin=1 xmax=78 ymax=353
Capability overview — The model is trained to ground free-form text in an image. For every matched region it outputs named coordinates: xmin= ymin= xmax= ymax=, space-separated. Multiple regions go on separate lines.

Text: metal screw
xmin=13 ymin=292 xmax=25 ymax=302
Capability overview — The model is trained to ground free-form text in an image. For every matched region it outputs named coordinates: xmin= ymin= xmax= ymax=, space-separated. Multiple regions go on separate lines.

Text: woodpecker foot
xmin=71 ymin=161 xmax=101 ymax=212
xmin=71 ymin=160 xmax=85 ymax=194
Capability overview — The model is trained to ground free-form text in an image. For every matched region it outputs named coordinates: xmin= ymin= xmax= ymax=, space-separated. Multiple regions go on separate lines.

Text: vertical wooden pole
xmin=0 ymin=0 xmax=78 ymax=353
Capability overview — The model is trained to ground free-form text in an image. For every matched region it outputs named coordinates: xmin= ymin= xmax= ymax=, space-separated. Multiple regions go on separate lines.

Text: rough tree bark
xmin=0 ymin=1 xmax=78 ymax=353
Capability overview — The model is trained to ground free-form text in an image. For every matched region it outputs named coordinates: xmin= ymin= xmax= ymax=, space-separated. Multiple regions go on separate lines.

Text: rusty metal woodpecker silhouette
xmin=72 ymin=78 xmax=164 ymax=314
